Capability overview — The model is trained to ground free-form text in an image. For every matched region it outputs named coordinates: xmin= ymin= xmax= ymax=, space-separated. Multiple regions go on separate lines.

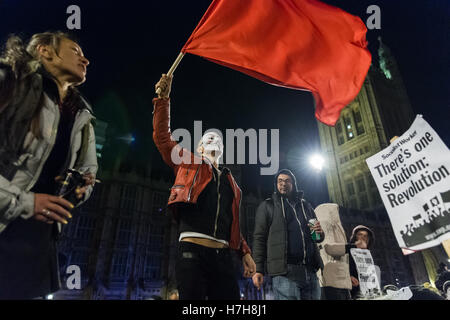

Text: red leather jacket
xmin=152 ymin=98 xmax=251 ymax=256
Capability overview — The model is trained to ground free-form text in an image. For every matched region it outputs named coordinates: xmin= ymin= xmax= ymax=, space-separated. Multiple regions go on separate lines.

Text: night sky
xmin=1 ymin=0 xmax=449 ymax=206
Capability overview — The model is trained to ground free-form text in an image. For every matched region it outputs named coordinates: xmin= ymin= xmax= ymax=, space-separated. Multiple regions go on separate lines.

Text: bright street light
xmin=116 ymin=134 xmax=136 ymax=144
xmin=309 ymin=154 xmax=325 ymax=171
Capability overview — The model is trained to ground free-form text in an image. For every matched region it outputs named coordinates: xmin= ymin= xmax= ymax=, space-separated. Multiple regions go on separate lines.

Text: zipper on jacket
xmin=300 ymin=199 xmax=309 ymax=222
xmin=280 ymin=197 xmax=288 ymax=269
xmin=213 ymin=167 xmax=221 ymax=237
xmin=286 ymin=198 xmax=307 ymax=265
xmin=187 ymin=166 xmax=200 ymax=202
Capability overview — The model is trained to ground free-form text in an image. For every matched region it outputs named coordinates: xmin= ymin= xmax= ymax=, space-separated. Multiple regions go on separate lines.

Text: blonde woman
xmin=0 ymin=32 xmax=97 ymax=299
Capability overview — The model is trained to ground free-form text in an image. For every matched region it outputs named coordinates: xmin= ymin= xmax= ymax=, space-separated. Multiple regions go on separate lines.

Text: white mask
xmin=200 ymin=132 xmax=223 ymax=157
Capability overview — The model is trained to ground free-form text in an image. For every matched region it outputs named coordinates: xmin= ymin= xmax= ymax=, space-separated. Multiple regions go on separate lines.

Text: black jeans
xmin=0 ymin=218 xmax=59 ymax=299
xmin=176 ymin=241 xmax=240 ymax=300
xmin=322 ymin=286 xmax=351 ymax=300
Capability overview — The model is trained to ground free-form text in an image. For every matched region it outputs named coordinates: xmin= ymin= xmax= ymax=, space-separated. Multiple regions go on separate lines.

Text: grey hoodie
xmin=349 ymin=225 xmax=375 ymax=249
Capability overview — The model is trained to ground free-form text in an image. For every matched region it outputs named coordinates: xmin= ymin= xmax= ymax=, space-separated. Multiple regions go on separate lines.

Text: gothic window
xmin=346 ymin=181 xmax=355 ymax=196
xmin=336 ymin=121 xmax=343 ymax=134
xmin=344 ymin=116 xmax=354 ymax=140
xmin=356 ymin=176 xmax=366 ymax=192
xmin=335 ymin=121 xmax=345 ymax=145
xmin=353 ymin=108 xmax=365 ymax=136
xmin=354 ymin=109 xmax=362 ymax=123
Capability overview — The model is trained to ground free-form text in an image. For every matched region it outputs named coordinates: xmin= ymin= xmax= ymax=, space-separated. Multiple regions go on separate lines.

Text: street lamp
xmin=309 ymin=154 xmax=325 ymax=171
xmin=116 ymin=134 xmax=136 ymax=144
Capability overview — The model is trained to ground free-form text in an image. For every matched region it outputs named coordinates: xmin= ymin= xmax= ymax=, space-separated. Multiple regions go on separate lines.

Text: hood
xmin=273 ymin=169 xmax=304 ymax=199
xmin=350 ymin=225 xmax=375 ymax=249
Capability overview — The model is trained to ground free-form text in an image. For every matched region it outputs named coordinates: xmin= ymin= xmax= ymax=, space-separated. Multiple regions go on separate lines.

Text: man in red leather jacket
xmin=152 ymin=74 xmax=256 ymax=300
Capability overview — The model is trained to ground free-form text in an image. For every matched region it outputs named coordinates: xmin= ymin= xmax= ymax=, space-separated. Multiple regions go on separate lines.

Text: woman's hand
xmin=33 ymin=193 xmax=74 ymax=225
xmin=74 ymin=172 xmax=96 ymax=200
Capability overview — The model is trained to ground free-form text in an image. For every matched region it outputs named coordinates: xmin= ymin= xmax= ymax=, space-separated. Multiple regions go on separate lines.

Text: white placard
xmin=366 ymin=115 xmax=450 ymax=251
xmin=350 ymin=248 xmax=381 ymax=297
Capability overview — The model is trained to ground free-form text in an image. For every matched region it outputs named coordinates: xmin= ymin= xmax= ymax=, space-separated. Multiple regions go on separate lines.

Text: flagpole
xmin=156 ymin=52 xmax=185 ymax=95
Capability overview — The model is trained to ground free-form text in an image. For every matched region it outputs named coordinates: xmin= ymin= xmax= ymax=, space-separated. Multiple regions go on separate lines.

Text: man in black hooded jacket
xmin=252 ymin=169 xmax=325 ymax=300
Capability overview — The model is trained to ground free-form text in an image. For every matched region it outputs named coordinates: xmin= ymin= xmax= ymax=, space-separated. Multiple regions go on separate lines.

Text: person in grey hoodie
xmin=348 ymin=225 xmax=375 ymax=298
xmin=252 ymin=169 xmax=324 ymax=300
xmin=0 ymin=32 xmax=97 ymax=299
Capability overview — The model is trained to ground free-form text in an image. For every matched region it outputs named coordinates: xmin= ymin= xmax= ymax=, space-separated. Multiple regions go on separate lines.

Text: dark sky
xmin=1 ymin=0 xmax=449 ymax=206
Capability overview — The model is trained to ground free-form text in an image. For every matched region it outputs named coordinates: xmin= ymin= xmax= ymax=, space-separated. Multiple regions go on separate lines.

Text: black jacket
xmin=253 ymin=190 xmax=324 ymax=276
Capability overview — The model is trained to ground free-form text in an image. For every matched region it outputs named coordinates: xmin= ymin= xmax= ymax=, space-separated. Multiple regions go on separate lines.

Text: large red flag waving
xmin=182 ymin=0 xmax=372 ymax=126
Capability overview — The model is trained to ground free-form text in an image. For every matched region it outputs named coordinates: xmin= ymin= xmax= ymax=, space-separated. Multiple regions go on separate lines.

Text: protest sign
xmin=350 ymin=248 xmax=381 ymax=296
xmin=366 ymin=115 xmax=450 ymax=251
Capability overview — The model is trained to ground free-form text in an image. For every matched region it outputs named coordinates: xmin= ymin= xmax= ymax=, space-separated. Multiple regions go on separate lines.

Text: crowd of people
xmin=0 ymin=32 xmax=448 ymax=301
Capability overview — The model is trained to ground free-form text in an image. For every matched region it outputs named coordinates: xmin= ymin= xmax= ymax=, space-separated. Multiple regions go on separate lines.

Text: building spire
xmin=378 ymin=36 xmax=393 ymax=80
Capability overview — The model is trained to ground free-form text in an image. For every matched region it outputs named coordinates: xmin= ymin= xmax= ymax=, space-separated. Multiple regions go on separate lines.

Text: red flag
xmin=182 ymin=0 xmax=372 ymax=126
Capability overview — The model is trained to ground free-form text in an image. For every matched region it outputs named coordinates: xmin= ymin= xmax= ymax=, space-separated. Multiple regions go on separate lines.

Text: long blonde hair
xmin=0 ymin=31 xmax=71 ymax=79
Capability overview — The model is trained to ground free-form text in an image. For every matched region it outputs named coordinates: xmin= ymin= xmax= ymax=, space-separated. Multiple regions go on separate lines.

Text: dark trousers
xmin=322 ymin=286 xmax=351 ymax=300
xmin=0 ymin=218 xmax=59 ymax=299
xmin=176 ymin=241 xmax=240 ymax=300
